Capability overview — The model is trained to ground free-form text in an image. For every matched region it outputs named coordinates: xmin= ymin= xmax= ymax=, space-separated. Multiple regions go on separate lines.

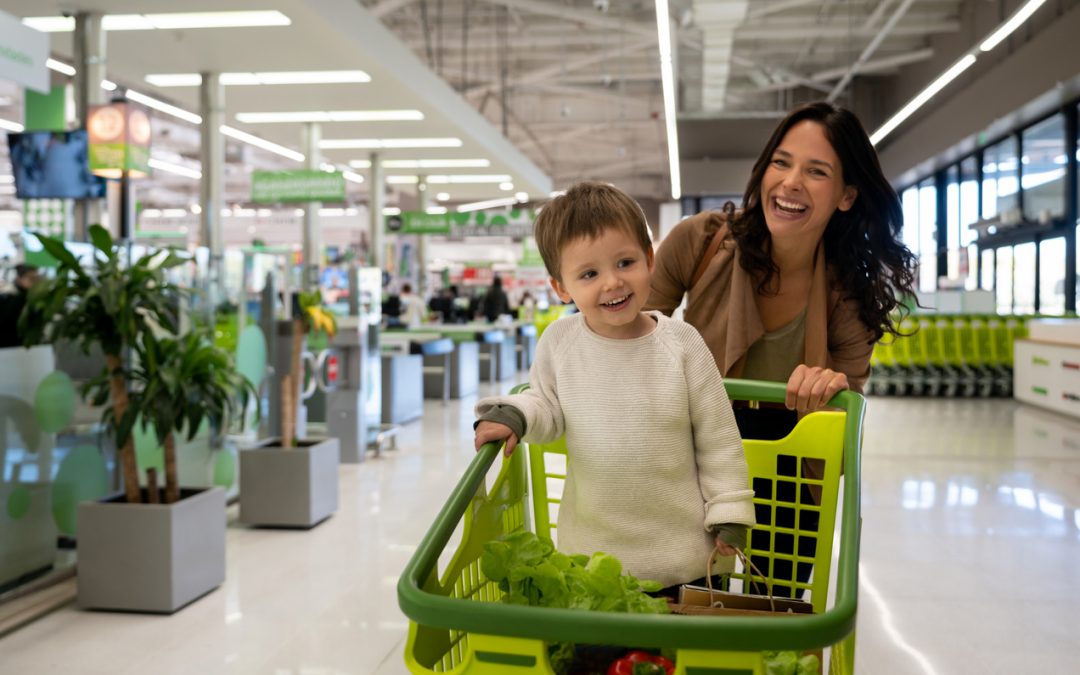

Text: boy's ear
xmin=549 ymin=276 xmax=572 ymax=304
xmin=646 ymin=246 xmax=655 ymax=272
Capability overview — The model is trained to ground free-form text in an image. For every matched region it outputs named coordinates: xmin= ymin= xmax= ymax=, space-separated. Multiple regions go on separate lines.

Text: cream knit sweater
xmin=476 ymin=311 xmax=755 ymax=587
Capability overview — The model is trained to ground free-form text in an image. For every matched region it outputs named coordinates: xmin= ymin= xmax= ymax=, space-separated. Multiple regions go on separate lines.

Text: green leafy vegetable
xmin=762 ymin=650 xmax=820 ymax=675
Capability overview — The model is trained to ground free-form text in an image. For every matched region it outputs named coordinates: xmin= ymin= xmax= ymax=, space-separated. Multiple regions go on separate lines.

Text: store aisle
xmin=0 ymin=389 xmax=1077 ymax=674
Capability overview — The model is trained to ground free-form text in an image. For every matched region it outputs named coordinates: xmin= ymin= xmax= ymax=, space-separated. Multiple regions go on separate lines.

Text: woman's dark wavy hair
xmin=731 ymin=101 xmax=916 ymax=341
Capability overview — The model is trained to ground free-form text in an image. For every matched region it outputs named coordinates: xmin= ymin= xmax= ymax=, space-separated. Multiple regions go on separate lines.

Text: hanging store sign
xmin=87 ymin=101 xmax=152 ymax=178
xmin=251 ymin=170 xmax=346 ymax=203
xmin=386 ymin=209 xmax=536 ymax=238
xmin=0 ymin=9 xmax=49 ymax=94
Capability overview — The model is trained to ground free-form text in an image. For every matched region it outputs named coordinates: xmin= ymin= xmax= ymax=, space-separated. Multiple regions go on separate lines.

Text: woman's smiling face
xmin=760 ymin=120 xmax=857 ymax=248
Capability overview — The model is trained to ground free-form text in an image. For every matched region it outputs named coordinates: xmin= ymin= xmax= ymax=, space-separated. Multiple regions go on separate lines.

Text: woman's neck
xmin=770 ymin=236 xmax=817 ymax=277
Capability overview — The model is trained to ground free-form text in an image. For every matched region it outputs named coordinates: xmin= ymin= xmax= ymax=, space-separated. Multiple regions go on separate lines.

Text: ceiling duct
xmin=692 ymin=0 xmax=750 ymax=112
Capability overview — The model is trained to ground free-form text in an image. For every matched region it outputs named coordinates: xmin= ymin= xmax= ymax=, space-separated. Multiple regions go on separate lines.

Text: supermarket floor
xmin=1 ymin=379 xmax=1077 ymax=675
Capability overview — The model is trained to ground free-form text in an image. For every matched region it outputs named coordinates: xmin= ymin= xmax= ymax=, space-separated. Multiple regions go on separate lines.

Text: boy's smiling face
xmin=549 ymin=226 xmax=655 ymax=340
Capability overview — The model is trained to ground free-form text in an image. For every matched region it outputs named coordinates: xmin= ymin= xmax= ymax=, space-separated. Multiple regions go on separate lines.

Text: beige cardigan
xmin=645 ymin=212 xmax=876 ymax=393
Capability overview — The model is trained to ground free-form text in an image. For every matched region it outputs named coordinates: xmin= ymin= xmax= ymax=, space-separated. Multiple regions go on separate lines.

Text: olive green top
xmin=740 ymin=308 xmax=808 ymax=383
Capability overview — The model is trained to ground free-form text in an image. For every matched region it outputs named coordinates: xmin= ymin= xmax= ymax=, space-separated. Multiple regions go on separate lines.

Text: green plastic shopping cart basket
xmin=398 ymin=380 xmax=865 ymax=674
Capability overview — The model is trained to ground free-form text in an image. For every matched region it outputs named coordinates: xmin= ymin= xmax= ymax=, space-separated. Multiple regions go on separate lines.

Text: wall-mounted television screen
xmin=6 ymin=129 xmax=108 ymax=199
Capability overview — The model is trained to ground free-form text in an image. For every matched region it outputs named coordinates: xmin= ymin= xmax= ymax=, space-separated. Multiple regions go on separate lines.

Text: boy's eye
xmin=617 ymin=258 xmax=636 ymax=268
xmin=580 ymin=270 xmax=596 ymax=280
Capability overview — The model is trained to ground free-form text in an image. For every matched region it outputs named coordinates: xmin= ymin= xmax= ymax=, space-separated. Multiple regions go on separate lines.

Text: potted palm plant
xmin=20 ymin=226 xmax=256 ymax=612
xmin=239 ymin=290 xmax=339 ymax=528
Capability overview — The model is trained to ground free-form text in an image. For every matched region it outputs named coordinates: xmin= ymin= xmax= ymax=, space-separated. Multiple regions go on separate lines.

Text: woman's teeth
xmin=775 ymin=197 xmax=807 ymax=214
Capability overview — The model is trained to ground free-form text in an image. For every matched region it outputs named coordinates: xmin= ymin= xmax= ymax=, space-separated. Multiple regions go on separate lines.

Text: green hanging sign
xmin=87 ymin=102 xmax=152 ymax=178
xmin=251 ymin=170 xmax=346 ymax=203
xmin=386 ymin=209 xmax=536 ymax=237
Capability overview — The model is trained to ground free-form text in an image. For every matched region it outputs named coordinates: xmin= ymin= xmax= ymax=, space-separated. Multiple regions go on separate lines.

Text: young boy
xmin=473 ymin=182 xmax=755 ymax=589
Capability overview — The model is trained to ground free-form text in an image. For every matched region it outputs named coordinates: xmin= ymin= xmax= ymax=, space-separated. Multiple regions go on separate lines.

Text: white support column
xmin=302 ymin=122 xmax=322 ymax=292
xmin=199 ymin=72 xmax=225 ymax=305
xmin=416 ymin=175 xmax=429 ymax=296
xmin=73 ymin=13 xmax=106 ymax=242
xmin=369 ymin=152 xmax=385 ymax=270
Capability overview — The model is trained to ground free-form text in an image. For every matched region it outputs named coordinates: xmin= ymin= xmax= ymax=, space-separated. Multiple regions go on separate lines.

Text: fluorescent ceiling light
xmin=436 ymin=192 xmax=450 ymax=201
xmin=146 ymin=71 xmax=371 ymax=87
xmin=457 ymin=196 xmax=527 ymax=213
xmin=426 ymin=206 xmax=448 ymax=215
xmin=515 ymin=192 xmax=529 ymax=203
xmin=499 ymin=182 xmax=514 ymax=191
xmin=46 ymin=59 xmax=76 ymax=76
xmin=101 ymin=80 xmax=118 ymax=91
xmin=221 ymin=126 xmax=305 ymax=162
xmin=349 ymin=159 xmax=490 ymax=169
xmin=387 ymin=176 xmax=419 ymax=185
xmin=341 ymin=171 xmax=365 ymax=184
xmin=655 ymin=0 xmax=681 ymax=200
xmin=383 ymin=207 xmax=402 ymax=216
xmin=24 ymin=11 xmax=291 ymax=32
xmin=870 ymin=54 xmax=977 ymax=146
xmin=235 ymin=110 xmax=423 ymax=124
xmin=149 ymin=158 xmax=202 ymax=180
xmin=0 ymin=118 xmax=24 ymax=133
xmin=161 ymin=209 xmax=189 ymax=218
xmin=319 ymin=138 xmax=462 ymax=150
xmin=125 ymin=89 xmax=203 ymax=124
xmin=429 ymin=175 xmax=512 ymax=184
xmin=980 ymin=0 xmax=1048 ymax=52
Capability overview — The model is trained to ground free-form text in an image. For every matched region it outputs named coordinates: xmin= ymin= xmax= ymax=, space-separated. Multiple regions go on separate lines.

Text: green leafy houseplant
xmin=125 ymin=330 xmax=258 ymax=504
xmin=280 ymin=290 xmax=336 ymax=448
xmin=19 ymin=225 xmax=187 ymax=503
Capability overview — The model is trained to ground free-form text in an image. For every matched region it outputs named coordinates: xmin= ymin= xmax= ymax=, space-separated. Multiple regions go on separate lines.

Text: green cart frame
xmin=398 ymin=380 xmax=865 ymax=674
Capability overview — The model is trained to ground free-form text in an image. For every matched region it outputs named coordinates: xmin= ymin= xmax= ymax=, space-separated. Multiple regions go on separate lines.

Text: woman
xmin=648 ymin=101 xmax=915 ymax=598
xmin=647 ymin=101 xmax=915 ymax=425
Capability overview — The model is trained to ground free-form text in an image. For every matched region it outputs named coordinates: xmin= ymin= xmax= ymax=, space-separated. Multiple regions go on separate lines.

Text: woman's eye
xmin=771 ymin=158 xmax=787 ymax=167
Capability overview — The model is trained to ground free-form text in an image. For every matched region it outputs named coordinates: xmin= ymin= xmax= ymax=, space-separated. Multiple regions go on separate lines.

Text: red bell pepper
xmin=607 ymin=651 xmax=675 ymax=675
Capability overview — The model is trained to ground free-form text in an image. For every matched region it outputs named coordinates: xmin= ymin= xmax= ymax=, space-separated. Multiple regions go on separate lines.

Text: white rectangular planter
xmin=238 ymin=437 xmax=339 ymax=527
xmin=77 ymin=486 xmax=226 ymax=613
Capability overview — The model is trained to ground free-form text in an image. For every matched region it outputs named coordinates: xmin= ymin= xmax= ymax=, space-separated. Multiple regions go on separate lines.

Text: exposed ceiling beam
xmin=827 ymin=0 xmax=915 ymax=102
xmin=476 ymin=0 xmax=656 ymax=38
xmin=370 ymin=0 xmax=418 ymax=19
xmin=731 ymin=55 xmax=832 ymax=94
xmin=734 ymin=22 xmax=958 ymax=40
xmin=464 ymin=38 xmax=656 ymax=99
xmin=739 ymin=47 xmax=935 ymax=94
xmin=522 ymin=83 xmax=655 ymax=108
xmin=576 ymin=154 xmax=666 ymax=180
xmin=745 ymin=0 xmax=822 ymax=20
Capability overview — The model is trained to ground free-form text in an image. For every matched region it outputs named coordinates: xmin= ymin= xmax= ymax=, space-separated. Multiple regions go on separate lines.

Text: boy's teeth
xmin=603 ymin=295 xmax=628 ymax=306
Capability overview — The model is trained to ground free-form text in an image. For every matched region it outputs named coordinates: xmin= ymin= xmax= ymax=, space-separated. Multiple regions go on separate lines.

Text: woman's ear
xmin=549 ymin=276 xmax=572 ymax=304
xmin=838 ymin=185 xmax=858 ymax=212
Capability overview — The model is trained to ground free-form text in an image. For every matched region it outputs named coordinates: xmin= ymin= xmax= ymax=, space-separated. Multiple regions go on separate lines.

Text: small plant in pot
xmin=239 ymin=291 xmax=340 ymax=528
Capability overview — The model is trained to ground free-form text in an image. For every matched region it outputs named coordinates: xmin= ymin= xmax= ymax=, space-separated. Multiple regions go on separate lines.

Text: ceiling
xmin=0 ymin=0 xmax=968 ymax=213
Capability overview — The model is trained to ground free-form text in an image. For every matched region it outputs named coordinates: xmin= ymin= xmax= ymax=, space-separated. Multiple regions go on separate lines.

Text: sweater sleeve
xmin=828 ymin=295 xmax=877 ymax=394
xmin=474 ymin=322 xmax=565 ymax=444
xmin=679 ymin=325 xmax=756 ymax=529
xmin=645 ymin=214 xmax=708 ymax=316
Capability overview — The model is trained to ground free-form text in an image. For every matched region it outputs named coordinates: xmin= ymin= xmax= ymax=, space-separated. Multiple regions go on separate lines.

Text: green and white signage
xmin=386 ymin=209 xmax=536 ymax=238
xmin=252 ymin=170 xmax=346 ymax=203
xmin=0 ymin=9 xmax=48 ymax=94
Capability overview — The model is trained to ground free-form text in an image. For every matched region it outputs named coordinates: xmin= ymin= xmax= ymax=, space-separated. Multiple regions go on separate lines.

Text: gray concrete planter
xmin=77 ymin=486 xmax=226 ymax=613
xmin=238 ymin=437 xmax=339 ymax=528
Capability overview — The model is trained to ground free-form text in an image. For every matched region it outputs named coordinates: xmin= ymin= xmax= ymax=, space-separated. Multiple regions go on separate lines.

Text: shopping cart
xmin=398 ymin=380 xmax=865 ymax=674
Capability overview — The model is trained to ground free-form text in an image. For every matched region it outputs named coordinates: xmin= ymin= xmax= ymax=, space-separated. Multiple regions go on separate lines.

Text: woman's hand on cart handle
xmin=785 ymin=365 xmax=849 ymax=413
xmin=475 ymin=421 xmax=519 ymax=457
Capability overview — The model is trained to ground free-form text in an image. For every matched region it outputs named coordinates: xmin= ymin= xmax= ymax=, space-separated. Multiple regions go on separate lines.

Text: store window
xmin=1013 ymin=242 xmax=1036 ymax=314
xmin=1039 ymin=237 xmax=1066 ymax=315
xmin=1021 ymin=114 xmax=1066 ymax=223
xmin=983 ymin=137 xmax=1019 ymax=220
xmin=996 ymin=246 xmax=1013 ymax=313
xmin=918 ymin=179 xmax=937 ymax=292
xmin=946 ymin=166 xmax=961 ymax=280
xmin=901 ymin=186 xmax=919 ymax=253
xmin=981 ymin=248 xmax=995 ymax=292
xmin=959 ymin=157 xmax=980 ymax=289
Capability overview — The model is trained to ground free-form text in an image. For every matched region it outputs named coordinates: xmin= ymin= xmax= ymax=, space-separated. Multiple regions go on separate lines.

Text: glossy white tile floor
xmin=2 ymin=382 xmax=1079 ymax=674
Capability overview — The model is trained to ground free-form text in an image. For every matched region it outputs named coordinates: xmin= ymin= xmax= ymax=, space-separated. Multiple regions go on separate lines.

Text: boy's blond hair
xmin=534 ymin=182 xmax=652 ymax=281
